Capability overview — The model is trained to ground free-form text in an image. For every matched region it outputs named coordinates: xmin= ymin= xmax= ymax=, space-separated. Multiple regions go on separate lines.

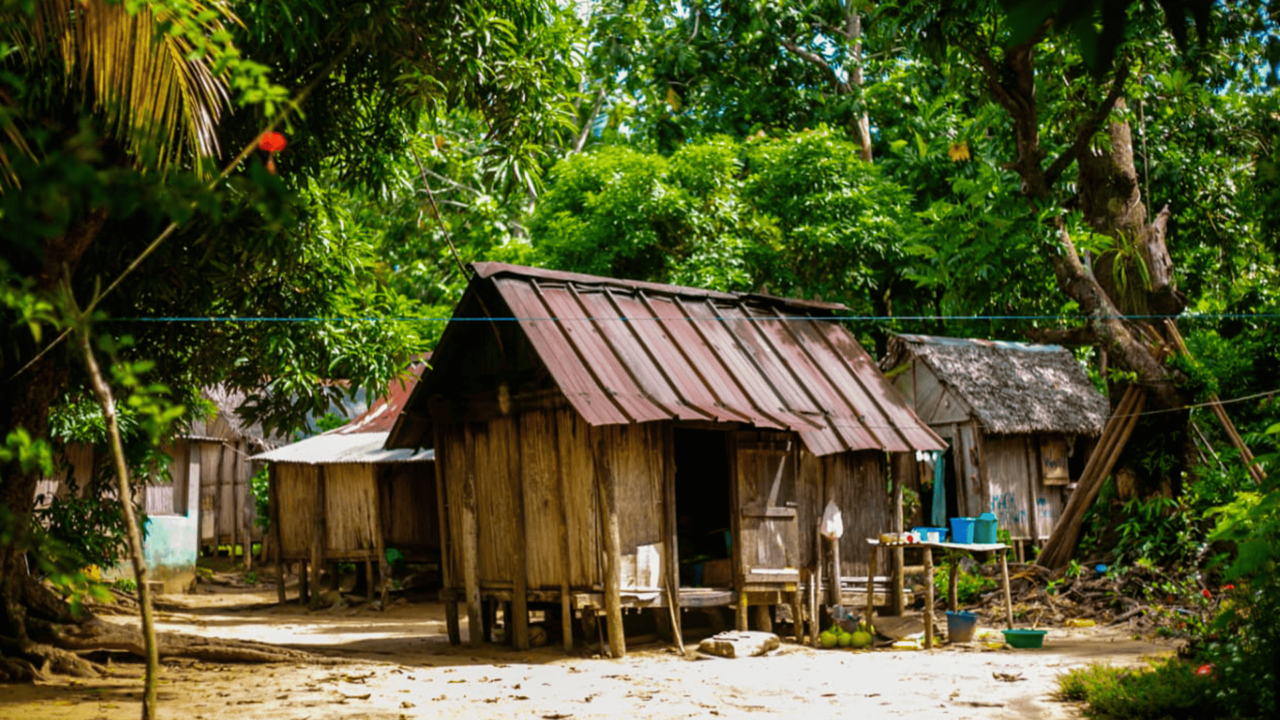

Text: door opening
xmin=673 ymin=429 xmax=732 ymax=587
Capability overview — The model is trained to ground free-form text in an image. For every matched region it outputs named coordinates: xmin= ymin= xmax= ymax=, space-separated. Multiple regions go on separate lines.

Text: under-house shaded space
xmin=673 ymin=429 xmax=733 ymax=588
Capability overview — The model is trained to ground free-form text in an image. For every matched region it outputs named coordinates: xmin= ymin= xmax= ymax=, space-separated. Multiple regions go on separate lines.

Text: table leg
xmin=923 ymin=546 xmax=934 ymax=650
xmin=1000 ymin=548 xmax=1014 ymax=628
xmin=948 ymin=552 xmax=959 ymax=611
xmin=864 ymin=545 xmax=877 ymax=628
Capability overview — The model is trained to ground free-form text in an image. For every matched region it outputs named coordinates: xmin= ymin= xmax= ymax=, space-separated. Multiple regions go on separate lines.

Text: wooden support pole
xmin=827 ymin=536 xmax=842 ymax=607
xmin=433 ymin=425 xmax=461 ymax=645
xmin=661 ymin=424 xmax=682 ymax=648
xmin=892 ymin=457 xmax=905 ymax=616
xmin=1166 ymin=319 xmax=1265 ymax=483
xmin=1037 ymin=386 xmax=1145 ymax=570
xmin=807 ymin=565 xmax=820 ymax=646
xmin=863 ymin=545 xmax=876 ymax=627
xmin=1000 ymin=548 xmax=1014 ymax=629
xmin=241 ymin=440 xmax=253 ymax=571
xmin=753 ymin=604 xmax=773 ymax=633
xmin=923 ymin=546 xmax=934 ymax=650
xmin=791 ymin=580 xmax=804 ymax=644
xmin=593 ymin=436 xmax=626 ymax=659
xmin=948 ymin=551 xmax=959 ymax=611
xmin=550 ymin=413 xmax=574 ymax=652
xmin=269 ymin=465 xmax=285 ymax=603
xmin=299 ymin=560 xmax=309 ymax=605
xmin=370 ymin=471 xmax=390 ymax=611
xmin=462 ymin=425 xmax=483 ymax=646
xmin=508 ymin=420 xmax=530 ymax=650
xmin=309 ymin=466 xmax=327 ymax=609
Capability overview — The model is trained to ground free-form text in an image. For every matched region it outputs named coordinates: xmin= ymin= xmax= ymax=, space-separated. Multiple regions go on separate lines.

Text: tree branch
xmin=572 ymin=87 xmax=606 ymax=155
xmin=780 ymin=39 xmax=850 ymax=94
xmin=1044 ymin=64 xmax=1131 ymax=188
xmin=1022 ymin=326 xmax=1098 ymax=346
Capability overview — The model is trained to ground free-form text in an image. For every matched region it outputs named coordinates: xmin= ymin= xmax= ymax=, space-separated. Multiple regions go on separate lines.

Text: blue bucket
xmin=947 ymin=610 xmax=978 ymax=643
xmin=912 ymin=526 xmax=949 ymax=543
xmin=975 ymin=512 xmax=998 ymax=544
xmin=950 ymin=517 xmax=976 ymax=544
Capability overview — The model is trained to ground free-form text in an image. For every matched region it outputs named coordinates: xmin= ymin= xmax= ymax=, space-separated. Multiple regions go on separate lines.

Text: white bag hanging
xmin=819 ymin=500 xmax=844 ymax=540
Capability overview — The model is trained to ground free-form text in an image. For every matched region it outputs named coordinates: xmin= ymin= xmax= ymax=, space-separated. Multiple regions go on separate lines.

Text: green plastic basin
xmin=1002 ymin=629 xmax=1048 ymax=649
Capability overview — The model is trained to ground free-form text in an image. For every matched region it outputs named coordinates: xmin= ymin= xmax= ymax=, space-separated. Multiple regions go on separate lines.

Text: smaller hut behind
xmin=882 ymin=335 xmax=1110 ymax=549
xmin=194 ymin=386 xmax=280 ymax=559
xmin=254 ymin=363 xmax=436 ymax=605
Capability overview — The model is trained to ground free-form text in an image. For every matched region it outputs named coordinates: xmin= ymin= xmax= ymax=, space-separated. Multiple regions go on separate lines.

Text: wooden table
xmin=865 ymin=539 xmax=1014 ymax=649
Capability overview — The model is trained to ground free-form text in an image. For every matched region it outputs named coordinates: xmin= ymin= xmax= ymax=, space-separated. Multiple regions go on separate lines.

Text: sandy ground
xmin=0 ymin=582 xmax=1174 ymax=720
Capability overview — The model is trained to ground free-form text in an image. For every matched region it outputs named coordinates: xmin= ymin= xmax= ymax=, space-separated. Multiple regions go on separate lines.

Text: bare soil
xmin=0 ymin=574 xmax=1174 ymax=720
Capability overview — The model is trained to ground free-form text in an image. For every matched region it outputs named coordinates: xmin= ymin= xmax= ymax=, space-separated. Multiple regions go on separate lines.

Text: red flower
xmin=1195 ymin=664 xmax=1213 ymax=677
xmin=1202 ymin=589 xmax=1212 ymax=599
xmin=258 ymin=131 xmax=287 ymax=153
xmin=1223 ymin=584 xmax=1235 ymax=591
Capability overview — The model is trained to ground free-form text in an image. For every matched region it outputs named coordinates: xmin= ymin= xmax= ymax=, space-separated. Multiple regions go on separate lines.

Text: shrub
xmin=1057 ymin=661 xmax=1216 ymax=719
xmin=932 ymin=564 xmax=996 ymax=605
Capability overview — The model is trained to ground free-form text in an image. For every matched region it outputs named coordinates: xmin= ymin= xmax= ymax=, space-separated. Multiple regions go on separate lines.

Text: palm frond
xmin=0 ymin=0 xmax=234 ymax=183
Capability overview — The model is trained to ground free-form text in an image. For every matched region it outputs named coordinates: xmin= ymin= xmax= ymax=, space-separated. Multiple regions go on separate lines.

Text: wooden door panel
xmin=737 ymin=443 xmax=800 ymax=584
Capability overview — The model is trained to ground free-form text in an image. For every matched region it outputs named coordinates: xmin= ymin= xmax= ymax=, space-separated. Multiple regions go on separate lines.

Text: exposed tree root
xmin=1 ymin=575 xmax=331 ymax=684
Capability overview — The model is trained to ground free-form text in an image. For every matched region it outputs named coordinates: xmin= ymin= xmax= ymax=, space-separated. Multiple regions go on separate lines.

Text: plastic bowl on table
xmin=1001 ymin=629 xmax=1048 ymax=649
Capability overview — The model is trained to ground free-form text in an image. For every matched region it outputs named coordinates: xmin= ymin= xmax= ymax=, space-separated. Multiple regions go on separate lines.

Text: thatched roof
xmin=883 ymin=335 xmax=1110 ymax=436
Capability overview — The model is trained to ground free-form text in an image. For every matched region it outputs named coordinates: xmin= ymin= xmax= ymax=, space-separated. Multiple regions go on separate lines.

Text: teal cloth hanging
xmin=931 ymin=451 xmax=947 ymax=527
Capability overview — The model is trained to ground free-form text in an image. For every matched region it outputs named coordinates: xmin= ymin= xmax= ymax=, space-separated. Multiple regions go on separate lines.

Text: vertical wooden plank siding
xmin=558 ymin=410 xmax=599 ymax=588
xmin=985 ymin=436 xmax=1034 ymax=539
xmin=1023 ymin=436 xmax=1043 ymax=541
xmin=507 ymin=413 xmax=531 ymax=650
xmin=433 ymin=424 xmax=461 ymax=645
xmin=550 ymin=410 xmax=575 ymax=651
xmin=795 ymin=450 xmax=824 ymax=570
xmin=829 ymin=452 xmax=888 ymax=578
xmin=473 ymin=417 xmax=517 ymax=583
xmin=519 ymin=411 xmax=564 ymax=589
xmin=461 ymin=424 xmax=483 ymax=645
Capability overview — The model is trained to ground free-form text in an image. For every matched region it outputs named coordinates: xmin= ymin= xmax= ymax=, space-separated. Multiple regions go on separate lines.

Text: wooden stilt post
xmin=1000 ymin=548 xmax=1014 ymax=629
xmin=661 ymin=424 xmax=682 ymax=649
xmin=370 ymin=472 xmax=390 ymax=611
xmin=863 ymin=545 xmax=876 ymax=627
xmin=923 ymin=546 xmax=935 ymax=650
xmin=462 ymin=425 xmax=483 ymax=646
xmin=299 ymin=560 xmax=309 ymax=605
xmin=433 ymin=425 xmax=461 ymax=645
xmin=309 ymin=466 xmax=327 ymax=609
xmin=593 ymin=435 xmax=626 ymax=659
xmin=550 ymin=413 xmax=574 ymax=652
xmin=948 ymin=552 xmax=959 ymax=612
xmin=892 ymin=458 xmax=905 ymax=616
xmin=269 ymin=465 xmax=285 ymax=603
xmin=508 ymin=420 xmax=530 ymax=650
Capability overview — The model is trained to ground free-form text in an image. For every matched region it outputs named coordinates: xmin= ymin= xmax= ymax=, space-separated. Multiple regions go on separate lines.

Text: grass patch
xmin=1057 ymin=660 xmax=1219 ymax=719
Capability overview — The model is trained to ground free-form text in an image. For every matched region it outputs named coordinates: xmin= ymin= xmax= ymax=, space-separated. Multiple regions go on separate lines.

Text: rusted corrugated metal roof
xmin=331 ymin=359 xmax=428 ymax=435
xmin=392 ymin=264 xmax=943 ymax=455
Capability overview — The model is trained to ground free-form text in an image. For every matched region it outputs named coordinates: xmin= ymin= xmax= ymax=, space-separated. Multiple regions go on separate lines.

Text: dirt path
xmin=0 ymin=583 xmax=1173 ymax=720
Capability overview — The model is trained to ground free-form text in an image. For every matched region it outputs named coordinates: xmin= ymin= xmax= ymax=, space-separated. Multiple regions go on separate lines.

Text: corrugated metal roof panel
xmin=252 ymin=431 xmax=434 ymax=465
xmin=332 ymin=360 xmax=428 ymax=435
xmin=446 ymin=263 xmax=944 ymax=456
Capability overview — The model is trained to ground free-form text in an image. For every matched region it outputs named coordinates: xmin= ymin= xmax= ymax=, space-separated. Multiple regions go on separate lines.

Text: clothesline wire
xmin=115 ymin=312 xmax=1280 ymax=324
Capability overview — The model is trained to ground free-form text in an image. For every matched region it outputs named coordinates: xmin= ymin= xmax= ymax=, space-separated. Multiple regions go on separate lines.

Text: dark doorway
xmin=673 ymin=428 xmax=732 ymax=587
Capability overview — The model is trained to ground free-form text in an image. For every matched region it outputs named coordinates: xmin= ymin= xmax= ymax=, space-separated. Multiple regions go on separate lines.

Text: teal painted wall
xmin=143 ymin=515 xmax=200 ymax=592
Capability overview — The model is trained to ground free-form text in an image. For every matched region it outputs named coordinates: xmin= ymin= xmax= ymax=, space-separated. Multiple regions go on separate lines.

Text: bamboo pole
xmin=1165 ymin=319 xmax=1265 ymax=484
xmin=1037 ymin=386 xmax=1145 ymax=570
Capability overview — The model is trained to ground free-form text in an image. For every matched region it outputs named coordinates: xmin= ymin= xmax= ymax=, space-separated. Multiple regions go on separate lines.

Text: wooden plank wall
xmin=519 ymin=411 xmax=564 ymax=589
xmin=380 ymin=464 xmax=439 ymax=553
xmin=557 ymin=409 xmax=600 ymax=588
xmin=827 ymin=452 xmax=889 ymax=578
xmin=276 ymin=463 xmax=318 ymax=559
xmin=473 ymin=416 xmax=519 ymax=584
xmin=985 ymin=435 xmax=1034 ymax=538
xmin=323 ymin=463 xmax=378 ymax=558
xmin=438 ymin=408 xmax=664 ymax=596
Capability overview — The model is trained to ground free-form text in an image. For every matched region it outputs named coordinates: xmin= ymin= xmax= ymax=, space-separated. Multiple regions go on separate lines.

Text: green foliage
xmin=932 ymin=564 xmax=997 ymax=605
xmin=113 ymin=577 xmax=137 ymax=593
xmin=250 ymin=466 xmax=270 ymax=532
xmin=1056 ymin=661 xmax=1217 ymax=719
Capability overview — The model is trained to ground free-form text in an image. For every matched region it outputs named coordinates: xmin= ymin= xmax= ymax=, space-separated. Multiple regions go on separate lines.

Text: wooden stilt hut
xmin=881 ymin=335 xmax=1109 ymax=552
xmin=254 ymin=363 xmax=437 ymax=606
xmin=385 ymin=264 xmax=944 ymax=656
